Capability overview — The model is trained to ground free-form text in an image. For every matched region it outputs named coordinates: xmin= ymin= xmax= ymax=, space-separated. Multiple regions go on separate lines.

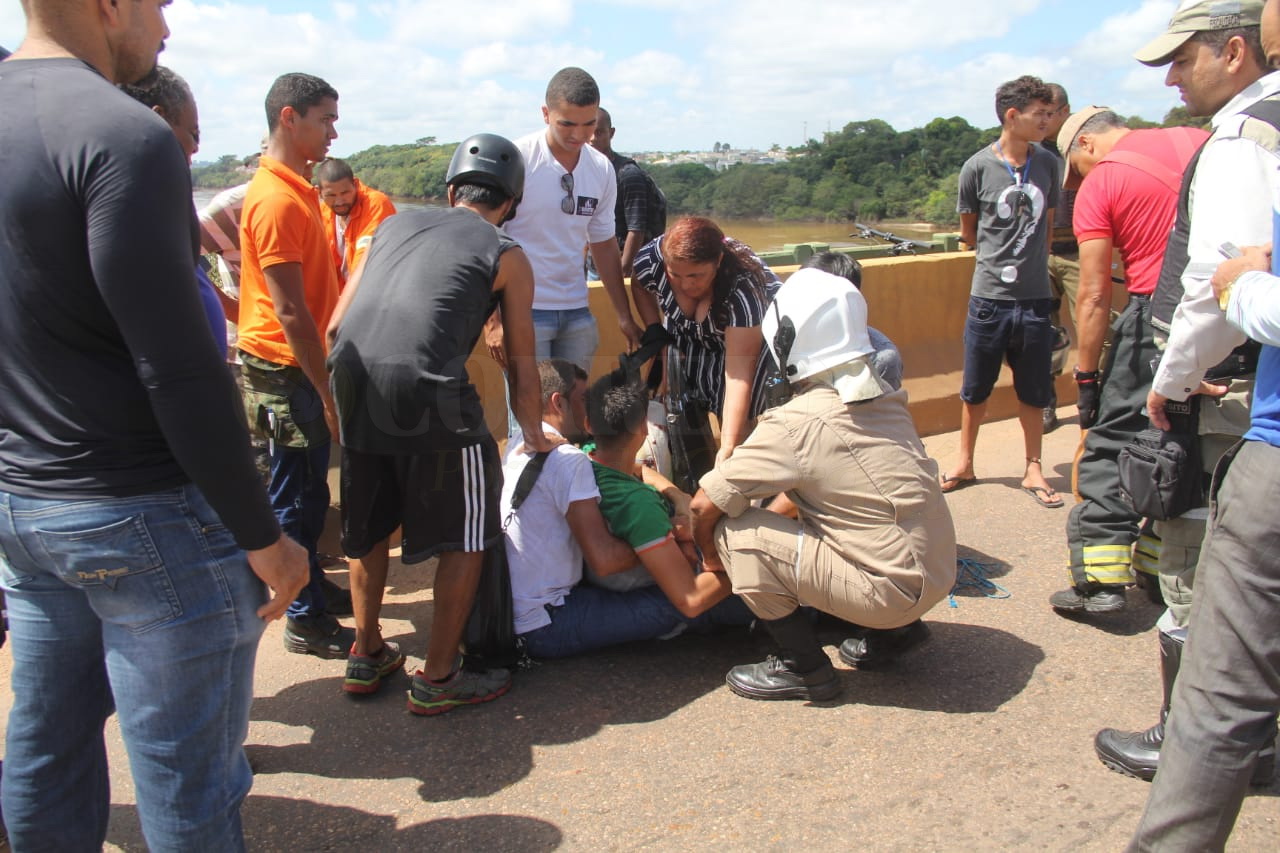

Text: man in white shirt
xmin=500 ymin=67 xmax=642 ymax=372
xmin=1145 ymin=1 xmax=1280 ymax=424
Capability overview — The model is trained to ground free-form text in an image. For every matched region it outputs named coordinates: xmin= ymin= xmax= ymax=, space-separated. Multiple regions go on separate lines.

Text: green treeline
xmin=191 ymin=109 xmax=1208 ymax=225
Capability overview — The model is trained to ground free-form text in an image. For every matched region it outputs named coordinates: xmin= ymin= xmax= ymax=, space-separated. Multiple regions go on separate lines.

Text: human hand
xmin=1077 ymin=379 xmax=1100 ymax=429
xmin=678 ymin=539 xmax=700 ymax=571
xmin=246 ymin=535 xmax=309 ymax=621
xmin=701 ymin=546 xmax=726 ymax=574
xmin=1147 ymin=384 xmax=1228 ymax=430
xmin=485 ymin=321 xmax=506 ymax=369
xmin=619 ymin=315 xmax=643 ymax=353
xmin=515 ymin=431 xmax=562 ymax=455
xmin=323 ymin=402 xmax=340 ymax=445
xmin=1211 ymin=244 xmax=1271 ymax=306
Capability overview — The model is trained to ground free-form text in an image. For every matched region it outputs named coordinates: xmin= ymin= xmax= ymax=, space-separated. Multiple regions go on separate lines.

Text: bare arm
xmin=718 ymin=325 xmax=762 ymax=459
xmin=632 ymin=284 xmax=662 ymax=328
xmin=638 ymin=539 xmax=733 ymax=618
xmin=324 ymin=252 xmax=366 ymax=347
xmin=640 ymin=465 xmax=693 ymax=542
xmin=497 ymin=248 xmax=552 ymax=453
xmin=1074 ymin=237 xmax=1113 ymax=373
xmin=565 ymin=498 xmax=639 ymax=576
xmin=483 ymin=308 xmax=506 ymax=369
xmin=215 ymin=288 xmax=239 ymax=325
xmin=620 ymin=231 xmax=645 ymax=280
xmin=262 ymin=261 xmax=337 ymax=437
xmin=959 ymin=213 xmax=979 ymax=249
xmin=589 ymin=237 xmax=642 ymax=350
xmin=690 ymin=488 xmax=727 ymax=574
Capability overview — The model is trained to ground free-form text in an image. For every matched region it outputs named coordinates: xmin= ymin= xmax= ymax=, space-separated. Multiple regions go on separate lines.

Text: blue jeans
xmin=0 ymin=484 xmax=266 ymax=852
xmin=269 ymin=441 xmax=331 ymax=618
xmin=520 ymin=584 xmax=753 ymax=659
xmin=532 ymin=307 xmax=600 ymax=373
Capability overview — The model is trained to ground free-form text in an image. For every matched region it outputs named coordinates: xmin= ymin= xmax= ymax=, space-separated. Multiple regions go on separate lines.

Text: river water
xmin=192 ymin=189 xmax=936 ymax=254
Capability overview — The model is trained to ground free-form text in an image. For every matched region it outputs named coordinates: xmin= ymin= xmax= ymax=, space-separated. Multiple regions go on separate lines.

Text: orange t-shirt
xmin=237 ymin=155 xmax=340 ymax=367
xmin=321 ymin=180 xmax=397 ymax=286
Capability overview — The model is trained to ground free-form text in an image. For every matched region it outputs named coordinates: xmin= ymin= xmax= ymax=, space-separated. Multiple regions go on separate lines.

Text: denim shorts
xmin=960 ymin=295 xmax=1055 ymax=407
xmin=531 ymin=307 xmax=599 ymax=372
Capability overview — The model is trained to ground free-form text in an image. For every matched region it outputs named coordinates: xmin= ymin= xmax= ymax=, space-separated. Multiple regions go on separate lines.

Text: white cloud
xmin=0 ymin=5 xmax=25 ymax=49
xmin=1070 ymin=0 xmax=1178 ymax=68
xmin=458 ymin=41 xmax=606 ymax=81
xmin=375 ymin=0 xmax=574 ymax=44
xmin=333 ymin=2 xmax=358 ymax=24
xmin=0 ymin=0 xmax=1202 ymax=162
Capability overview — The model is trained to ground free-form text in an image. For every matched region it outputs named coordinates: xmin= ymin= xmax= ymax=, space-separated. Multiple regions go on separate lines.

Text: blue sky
xmin=0 ymin=0 xmax=1189 ymax=161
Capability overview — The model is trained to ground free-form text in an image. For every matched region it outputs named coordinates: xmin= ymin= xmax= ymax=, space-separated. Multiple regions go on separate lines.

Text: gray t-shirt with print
xmin=957 ymin=143 xmax=1060 ymax=300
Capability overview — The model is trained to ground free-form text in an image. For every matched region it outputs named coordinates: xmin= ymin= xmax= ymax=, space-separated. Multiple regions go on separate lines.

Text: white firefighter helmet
xmin=764 ymin=267 xmax=875 ymax=380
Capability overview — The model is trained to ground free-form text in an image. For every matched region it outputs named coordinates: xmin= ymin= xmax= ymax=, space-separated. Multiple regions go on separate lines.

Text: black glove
xmin=1076 ymin=373 xmax=1101 ymax=429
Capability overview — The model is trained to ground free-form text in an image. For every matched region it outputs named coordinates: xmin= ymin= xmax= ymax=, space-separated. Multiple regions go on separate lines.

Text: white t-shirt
xmin=505 ymin=131 xmax=618 ymax=310
xmin=503 ymin=423 xmax=601 ymax=634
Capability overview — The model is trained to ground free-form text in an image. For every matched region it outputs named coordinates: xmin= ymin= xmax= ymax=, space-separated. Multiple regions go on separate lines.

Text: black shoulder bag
xmin=463 ymin=450 xmax=551 ymax=672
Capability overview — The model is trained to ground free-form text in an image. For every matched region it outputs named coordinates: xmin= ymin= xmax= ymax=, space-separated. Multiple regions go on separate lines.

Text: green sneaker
xmin=343 ymin=641 xmax=405 ymax=695
xmin=406 ymin=665 xmax=511 ymax=716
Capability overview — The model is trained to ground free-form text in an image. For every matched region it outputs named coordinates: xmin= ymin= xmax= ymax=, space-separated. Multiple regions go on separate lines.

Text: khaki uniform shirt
xmin=700 ymin=385 xmax=957 ymax=625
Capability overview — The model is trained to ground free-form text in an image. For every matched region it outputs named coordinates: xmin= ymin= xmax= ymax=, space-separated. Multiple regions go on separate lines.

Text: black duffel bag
xmin=1118 ymin=398 xmax=1202 ymax=521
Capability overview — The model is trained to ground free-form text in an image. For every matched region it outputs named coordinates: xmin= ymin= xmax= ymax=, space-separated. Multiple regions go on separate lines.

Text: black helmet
xmin=446 ymin=133 xmax=525 ymax=203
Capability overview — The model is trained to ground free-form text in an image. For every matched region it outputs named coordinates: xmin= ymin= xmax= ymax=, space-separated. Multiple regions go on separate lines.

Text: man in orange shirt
xmin=317 ymin=158 xmax=396 ymax=286
xmin=239 ymin=72 xmax=352 ymax=657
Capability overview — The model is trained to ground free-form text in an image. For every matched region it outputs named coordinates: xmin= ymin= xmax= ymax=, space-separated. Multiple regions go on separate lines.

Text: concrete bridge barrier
xmin=466 ymin=251 xmax=1129 ymax=438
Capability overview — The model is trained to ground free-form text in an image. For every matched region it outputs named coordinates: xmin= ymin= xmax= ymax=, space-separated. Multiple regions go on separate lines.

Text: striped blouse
xmin=633 ymin=236 xmax=780 ymax=417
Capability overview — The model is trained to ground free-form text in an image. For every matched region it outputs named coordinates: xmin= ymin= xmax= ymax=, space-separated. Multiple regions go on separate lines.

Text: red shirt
xmin=1073 ymin=127 xmax=1209 ymax=295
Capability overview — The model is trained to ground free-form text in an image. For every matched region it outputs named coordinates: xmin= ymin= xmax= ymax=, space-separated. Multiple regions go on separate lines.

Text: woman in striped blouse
xmin=631 ymin=216 xmax=780 ymax=461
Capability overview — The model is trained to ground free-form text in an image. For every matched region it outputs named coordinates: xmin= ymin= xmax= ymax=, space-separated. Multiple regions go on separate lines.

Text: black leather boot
xmin=838 ymin=620 xmax=930 ymax=668
xmin=1094 ymin=630 xmax=1181 ymax=780
xmin=1095 ymin=633 xmax=1277 ymax=785
xmin=726 ymin=609 xmax=841 ymax=701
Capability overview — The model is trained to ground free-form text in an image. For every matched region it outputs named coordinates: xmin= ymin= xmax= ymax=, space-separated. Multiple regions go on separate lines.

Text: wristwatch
xmin=1217 ymin=277 xmax=1236 ymax=312
xmin=1073 ymin=367 xmax=1099 ymax=383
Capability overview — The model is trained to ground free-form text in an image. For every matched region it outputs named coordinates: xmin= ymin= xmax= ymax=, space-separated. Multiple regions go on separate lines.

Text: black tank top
xmin=328 ymin=207 xmax=514 ymax=452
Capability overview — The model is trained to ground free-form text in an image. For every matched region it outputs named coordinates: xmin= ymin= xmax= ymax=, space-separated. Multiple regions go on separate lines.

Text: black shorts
xmin=340 ymin=440 xmax=502 ymax=564
xmin=960 ymin=296 xmax=1055 ymax=408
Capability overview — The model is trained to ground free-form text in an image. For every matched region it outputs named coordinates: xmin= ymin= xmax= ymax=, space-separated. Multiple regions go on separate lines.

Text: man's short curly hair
xmin=994 ymin=75 xmax=1054 ymax=124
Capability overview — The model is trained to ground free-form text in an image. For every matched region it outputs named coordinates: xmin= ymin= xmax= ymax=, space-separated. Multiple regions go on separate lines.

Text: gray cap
xmin=1134 ymin=0 xmax=1264 ymax=66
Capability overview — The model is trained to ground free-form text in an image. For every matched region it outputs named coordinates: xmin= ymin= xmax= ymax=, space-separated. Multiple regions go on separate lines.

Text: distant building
xmin=635 ymin=146 xmax=791 ymax=171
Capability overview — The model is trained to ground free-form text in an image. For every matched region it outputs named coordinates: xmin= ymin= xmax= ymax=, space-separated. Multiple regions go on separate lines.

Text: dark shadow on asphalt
xmin=247 ymin=629 xmax=755 ymax=803
xmin=247 ymin=620 xmax=1045 ymax=805
xmin=106 ymin=802 xmax=562 ymax=851
xmin=828 ymin=621 xmax=1043 ymax=713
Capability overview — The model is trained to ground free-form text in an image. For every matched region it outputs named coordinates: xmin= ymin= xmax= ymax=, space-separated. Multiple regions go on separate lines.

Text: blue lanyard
xmin=995 ymin=140 xmax=1031 ymax=188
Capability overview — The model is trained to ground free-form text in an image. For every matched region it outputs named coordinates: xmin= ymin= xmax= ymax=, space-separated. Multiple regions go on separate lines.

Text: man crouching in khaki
xmin=691 ymin=268 xmax=957 ymax=701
